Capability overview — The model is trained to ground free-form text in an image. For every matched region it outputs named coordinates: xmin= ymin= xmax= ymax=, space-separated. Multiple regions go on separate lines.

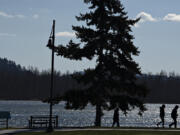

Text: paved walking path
xmin=0 ymin=129 xmax=30 ymax=134
xmin=1 ymin=128 xmax=180 ymax=134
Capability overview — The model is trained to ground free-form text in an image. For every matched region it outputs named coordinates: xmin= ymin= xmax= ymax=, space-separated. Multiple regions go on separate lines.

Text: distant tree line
xmin=0 ymin=57 xmax=77 ymax=100
xmin=139 ymin=71 xmax=180 ymax=104
xmin=0 ymin=57 xmax=180 ymax=103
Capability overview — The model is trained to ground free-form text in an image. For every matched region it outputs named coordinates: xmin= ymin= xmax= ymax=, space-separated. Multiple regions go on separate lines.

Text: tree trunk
xmin=95 ymin=104 xmax=103 ymax=127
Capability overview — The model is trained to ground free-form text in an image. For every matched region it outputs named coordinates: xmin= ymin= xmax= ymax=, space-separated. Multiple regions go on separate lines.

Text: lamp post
xmin=46 ymin=20 xmax=55 ymax=132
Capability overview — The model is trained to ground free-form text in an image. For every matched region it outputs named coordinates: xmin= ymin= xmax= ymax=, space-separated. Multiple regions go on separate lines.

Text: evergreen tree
xmin=56 ymin=0 xmax=147 ymax=126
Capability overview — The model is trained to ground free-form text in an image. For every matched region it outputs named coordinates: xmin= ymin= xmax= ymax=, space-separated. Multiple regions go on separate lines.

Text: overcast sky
xmin=1 ymin=0 xmax=180 ymax=74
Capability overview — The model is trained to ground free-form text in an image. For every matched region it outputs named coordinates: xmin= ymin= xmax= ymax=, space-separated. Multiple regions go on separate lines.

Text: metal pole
xmin=47 ymin=20 xmax=55 ymax=132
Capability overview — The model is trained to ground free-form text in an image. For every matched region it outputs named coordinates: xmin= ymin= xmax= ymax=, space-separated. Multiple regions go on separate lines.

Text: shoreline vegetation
xmin=1 ymin=57 xmax=180 ymax=104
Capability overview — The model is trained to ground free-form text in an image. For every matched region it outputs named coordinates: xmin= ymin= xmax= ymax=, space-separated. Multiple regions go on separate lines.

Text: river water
xmin=0 ymin=101 xmax=179 ymax=128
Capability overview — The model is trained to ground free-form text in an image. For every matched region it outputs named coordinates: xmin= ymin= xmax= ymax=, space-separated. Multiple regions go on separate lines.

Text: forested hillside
xmin=0 ymin=57 xmax=180 ymax=103
xmin=139 ymin=73 xmax=180 ymax=104
xmin=0 ymin=58 xmax=77 ymax=100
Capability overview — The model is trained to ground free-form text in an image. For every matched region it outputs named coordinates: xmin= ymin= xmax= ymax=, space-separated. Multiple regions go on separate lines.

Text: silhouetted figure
xmin=157 ymin=104 xmax=165 ymax=128
xmin=169 ymin=105 xmax=179 ymax=128
xmin=112 ymin=108 xmax=119 ymax=127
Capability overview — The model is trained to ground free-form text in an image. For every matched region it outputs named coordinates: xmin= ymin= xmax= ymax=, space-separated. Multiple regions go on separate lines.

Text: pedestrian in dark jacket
xmin=112 ymin=108 xmax=119 ymax=127
xmin=157 ymin=104 xmax=165 ymax=128
xmin=169 ymin=105 xmax=179 ymax=128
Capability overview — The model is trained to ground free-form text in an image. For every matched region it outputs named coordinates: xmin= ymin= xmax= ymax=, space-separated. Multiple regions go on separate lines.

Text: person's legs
xmin=169 ymin=121 xmax=174 ymax=128
xmin=157 ymin=117 xmax=163 ymax=127
xmin=157 ymin=121 xmax=161 ymax=127
xmin=169 ymin=118 xmax=176 ymax=128
xmin=117 ymin=120 xmax=120 ymax=127
xmin=174 ymin=118 xmax=177 ymax=128
xmin=162 ymin=117 xmax=165 ymax=128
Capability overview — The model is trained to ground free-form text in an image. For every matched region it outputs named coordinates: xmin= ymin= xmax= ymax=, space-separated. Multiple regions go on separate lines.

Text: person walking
xmin=169 ymin=105 xmax=179 ymax=128
xmin=157 ymin=104 xmax=165 ymax=128
xmin=112 ymin=108 xmax=119 ymax=127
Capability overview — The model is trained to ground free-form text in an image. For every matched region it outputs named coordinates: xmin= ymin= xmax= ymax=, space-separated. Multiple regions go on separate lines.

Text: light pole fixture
xmin=46 ymin=20 xmax=55 ymax=132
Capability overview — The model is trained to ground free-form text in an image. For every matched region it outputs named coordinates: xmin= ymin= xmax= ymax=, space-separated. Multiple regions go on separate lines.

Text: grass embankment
xmin=17 ymin=130 xmax=180 ymax=135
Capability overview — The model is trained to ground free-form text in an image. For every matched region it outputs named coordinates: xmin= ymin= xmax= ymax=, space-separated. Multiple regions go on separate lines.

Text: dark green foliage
xmin=56 ymin=0 xmax=147 ymax=126
xmin=63 ymin=89 xmax=88 ymax=110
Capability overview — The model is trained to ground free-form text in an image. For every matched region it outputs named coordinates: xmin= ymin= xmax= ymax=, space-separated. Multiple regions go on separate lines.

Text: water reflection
xmin=0 ymin=101 xmax=179 ymax=128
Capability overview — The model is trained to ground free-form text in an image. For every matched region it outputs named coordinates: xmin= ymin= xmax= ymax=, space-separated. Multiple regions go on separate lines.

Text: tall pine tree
xmin=56 ymin=0 xmax=147 ymax=126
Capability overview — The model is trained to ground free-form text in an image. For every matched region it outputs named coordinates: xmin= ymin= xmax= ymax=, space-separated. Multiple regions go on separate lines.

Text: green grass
xmin=16 ymin=130 xmax=180 ymax=135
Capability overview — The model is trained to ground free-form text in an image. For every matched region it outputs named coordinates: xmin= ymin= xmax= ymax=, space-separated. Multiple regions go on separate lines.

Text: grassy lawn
xmin=16 ymin=130 xmax=180 ymax=135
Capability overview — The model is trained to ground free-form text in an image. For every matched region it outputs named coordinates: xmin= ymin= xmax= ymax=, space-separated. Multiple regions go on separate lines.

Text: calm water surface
xmin=0 ymin=101 xmax=179 ymax=128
